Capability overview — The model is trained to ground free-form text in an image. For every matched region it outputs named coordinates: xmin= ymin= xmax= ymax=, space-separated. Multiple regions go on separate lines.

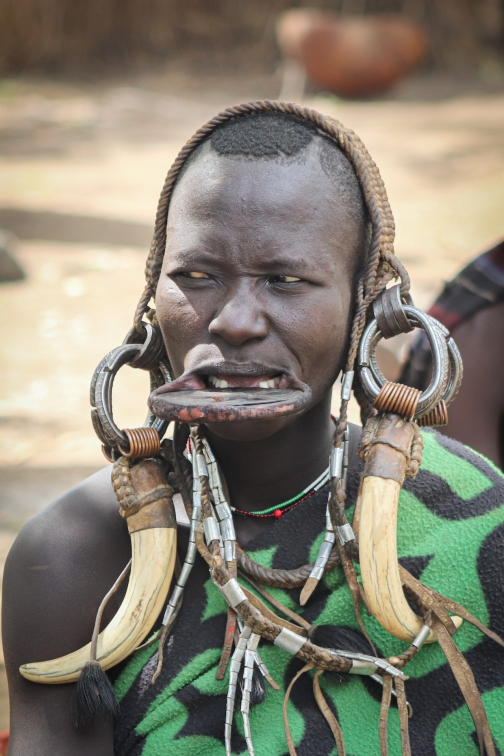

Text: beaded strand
xmin=231 ymin=467 xmax=330 ymax=519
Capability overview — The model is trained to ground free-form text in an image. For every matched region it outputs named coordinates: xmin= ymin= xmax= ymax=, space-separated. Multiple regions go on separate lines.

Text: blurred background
xmin=0 ymin=0 xmax=503 ymax=735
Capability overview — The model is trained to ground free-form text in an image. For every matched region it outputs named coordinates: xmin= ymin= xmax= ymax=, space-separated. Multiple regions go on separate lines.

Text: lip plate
xmin=148 ymin=386 xmax=312 ymax=424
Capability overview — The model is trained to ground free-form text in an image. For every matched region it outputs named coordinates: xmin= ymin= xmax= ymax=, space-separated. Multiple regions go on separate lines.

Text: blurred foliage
xmin=0 ymin=0 xmax=502 ymax=75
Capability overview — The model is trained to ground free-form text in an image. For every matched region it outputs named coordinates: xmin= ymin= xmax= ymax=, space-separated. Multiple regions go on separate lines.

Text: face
xmin=155 ymin=137 xmax=364 ymax=440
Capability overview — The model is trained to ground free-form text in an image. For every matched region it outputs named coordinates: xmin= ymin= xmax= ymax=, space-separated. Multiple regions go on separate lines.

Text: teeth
xmin=208 ymin=376 xmax=228 ymax=389
xmin=208 ymin=375 xmax=280 ymax=389
xmin=259 ymin=378 xmax=280 ymax=389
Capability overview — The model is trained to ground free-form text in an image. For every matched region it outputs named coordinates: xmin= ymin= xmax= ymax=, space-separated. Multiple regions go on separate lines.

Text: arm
xmin=2 ymin=467 xmax=131 ymax=756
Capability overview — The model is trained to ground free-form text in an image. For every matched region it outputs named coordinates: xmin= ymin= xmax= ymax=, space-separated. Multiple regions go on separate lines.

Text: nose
xmin=208 ymin=283 xmax=268 ymax=346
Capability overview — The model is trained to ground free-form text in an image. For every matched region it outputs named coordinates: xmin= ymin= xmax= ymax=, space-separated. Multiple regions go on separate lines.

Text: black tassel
xmin=249 ymin=666 xmax=266 ymax=707
xmin=308 ymin=623 xmax=375 ymax=655
xmin=309 ymin=624 xmax=376 ymax=683
xmin=236 ymin=661 xmax=266 ymax=707
xmin=73 ymin=660 xmax=120 ymax=729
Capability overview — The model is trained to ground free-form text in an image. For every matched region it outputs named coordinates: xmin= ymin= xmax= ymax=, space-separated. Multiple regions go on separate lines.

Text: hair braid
xmin=134 ymin=100 xmax=410 ymax=427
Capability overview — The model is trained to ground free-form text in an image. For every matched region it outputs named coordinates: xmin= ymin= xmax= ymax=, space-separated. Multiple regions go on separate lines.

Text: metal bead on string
xmin=300 ymin=374 xmax=353 ymax=606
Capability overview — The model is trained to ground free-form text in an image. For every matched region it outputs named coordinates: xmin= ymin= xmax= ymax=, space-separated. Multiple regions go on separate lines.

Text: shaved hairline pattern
xmin=173 ymin=112 xmax=368 ymax=234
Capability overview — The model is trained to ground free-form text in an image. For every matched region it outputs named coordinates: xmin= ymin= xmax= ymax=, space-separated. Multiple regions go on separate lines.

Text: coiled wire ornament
xmin=119 ymin=427 xmax=161 ymax=459
xmin=373 ymin=382 xmax=421 ymax=420
xmin=416 ymin=399 xmax=449 ymax=427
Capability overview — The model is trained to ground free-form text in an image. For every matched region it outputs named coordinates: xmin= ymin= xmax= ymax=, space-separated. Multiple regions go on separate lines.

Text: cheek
xmin=275 ymin=285 xmax=353 ymax=388
xmin=155 ymin=279 xmax=206 ymax=372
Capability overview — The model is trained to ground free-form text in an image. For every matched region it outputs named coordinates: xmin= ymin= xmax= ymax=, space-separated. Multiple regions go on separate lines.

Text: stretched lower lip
xmin=207 ymin=374 xmax=281 ymax=389
xmin=151 ymin=368 xmax=307 ymax=396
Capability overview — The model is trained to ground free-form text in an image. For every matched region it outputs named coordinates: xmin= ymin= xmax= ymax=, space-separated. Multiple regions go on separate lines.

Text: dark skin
xmin=430 ymin=300 xmax=504 ymax=469
xmin=2 ymin=136 xmax=365 ymax=754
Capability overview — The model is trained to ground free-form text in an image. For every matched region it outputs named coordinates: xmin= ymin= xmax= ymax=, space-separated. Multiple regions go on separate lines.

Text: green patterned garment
xmin=113 ymin=430 xmax=504 ymax=756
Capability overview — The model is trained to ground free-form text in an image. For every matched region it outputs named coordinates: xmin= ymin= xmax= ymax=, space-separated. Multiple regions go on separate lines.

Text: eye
xmin=181 ymin=271 xmax=210 ymax=279
xmin=270 ymin=275 xmax=302 ymax=283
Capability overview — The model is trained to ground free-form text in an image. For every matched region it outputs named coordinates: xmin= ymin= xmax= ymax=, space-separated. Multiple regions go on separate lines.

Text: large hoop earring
xmin=90 ymin=323 xmax=172 ymax=461
xmin=358 ymin=285 xmax=462 ymax=424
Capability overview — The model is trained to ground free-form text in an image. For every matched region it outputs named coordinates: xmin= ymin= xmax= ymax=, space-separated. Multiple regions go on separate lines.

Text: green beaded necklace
xmin=230 ymin=466 xmax=330 ymax=519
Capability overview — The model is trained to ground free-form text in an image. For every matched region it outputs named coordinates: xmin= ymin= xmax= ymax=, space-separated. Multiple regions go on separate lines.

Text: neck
xmin=205 ymin=392 xmax=334 ymax=514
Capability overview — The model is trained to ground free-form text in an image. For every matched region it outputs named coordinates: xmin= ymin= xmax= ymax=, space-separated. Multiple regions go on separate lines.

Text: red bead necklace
xmin=231 ymin=486 xmax=325 ymax=519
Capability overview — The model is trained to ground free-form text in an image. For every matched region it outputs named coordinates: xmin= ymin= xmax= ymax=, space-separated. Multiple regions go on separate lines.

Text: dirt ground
xmin=0 ymin=68 xmax=503 ymax=730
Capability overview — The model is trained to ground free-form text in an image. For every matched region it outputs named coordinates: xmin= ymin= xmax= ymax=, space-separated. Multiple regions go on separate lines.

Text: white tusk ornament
xmin=21 ymin=456 xmax=178 ymax=684
xmin=358 ymin=415 xmax=462 ymax=643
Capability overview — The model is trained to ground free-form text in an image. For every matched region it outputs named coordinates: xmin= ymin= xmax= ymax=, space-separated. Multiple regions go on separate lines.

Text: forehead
xmin=166 ymin=139 xmax=363 ymax=269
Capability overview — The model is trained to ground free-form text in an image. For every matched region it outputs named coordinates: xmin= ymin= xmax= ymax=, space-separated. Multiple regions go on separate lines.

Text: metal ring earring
xmin=358 ymin=284 xmax=462 ymax=422
xmin=90 ymin=322 xmax=172 ymax=461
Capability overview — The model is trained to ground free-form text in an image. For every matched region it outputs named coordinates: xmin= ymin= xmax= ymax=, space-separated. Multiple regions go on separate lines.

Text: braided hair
xmin=133 ymin=100 xmax=412 ymax=438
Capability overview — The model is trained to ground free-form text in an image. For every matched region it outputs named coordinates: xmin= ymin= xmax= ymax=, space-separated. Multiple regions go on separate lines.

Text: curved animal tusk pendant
xmin=358 ymin=414 xmax=462 ymax=643
xmin=20 ymin=457 xmax=177 ymax=684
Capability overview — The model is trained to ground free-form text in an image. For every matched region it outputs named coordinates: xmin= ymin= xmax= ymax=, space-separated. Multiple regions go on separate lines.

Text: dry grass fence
xmin=0 ymin=0 xmax=502 ymax=76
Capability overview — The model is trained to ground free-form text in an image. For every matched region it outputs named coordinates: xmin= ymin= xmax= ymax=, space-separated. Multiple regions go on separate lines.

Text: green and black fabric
xmin=113 ymin=430 xmax=504 ymax=756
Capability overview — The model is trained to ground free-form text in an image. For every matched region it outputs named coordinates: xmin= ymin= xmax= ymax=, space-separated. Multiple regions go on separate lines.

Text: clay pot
xmin=277 ymin=10 xmax=427 ymax=97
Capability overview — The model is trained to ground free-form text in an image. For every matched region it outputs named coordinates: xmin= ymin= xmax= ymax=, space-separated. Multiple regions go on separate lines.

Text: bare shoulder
xmin=3 ymin=467 xmax=130 ymax=756
xmin=12 ymin=465 xmax=126 ymax=546
xmin=4 ymin=466 xmax=130 ymax=641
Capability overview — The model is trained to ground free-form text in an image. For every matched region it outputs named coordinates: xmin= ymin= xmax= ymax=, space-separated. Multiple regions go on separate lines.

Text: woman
xmin=4 ymin=102 xmax=504 ymax=756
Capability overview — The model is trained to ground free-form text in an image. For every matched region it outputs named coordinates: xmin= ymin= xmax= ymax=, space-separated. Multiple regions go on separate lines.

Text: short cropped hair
xmin=210 ymin=112 xmax=367 ymax=231
xmin=174 ymin=111 xmax=369 ymax=247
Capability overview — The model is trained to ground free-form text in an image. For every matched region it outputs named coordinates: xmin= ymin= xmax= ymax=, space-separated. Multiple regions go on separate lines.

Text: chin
xmin=205 ymin=415 xmax=298 ymax=442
